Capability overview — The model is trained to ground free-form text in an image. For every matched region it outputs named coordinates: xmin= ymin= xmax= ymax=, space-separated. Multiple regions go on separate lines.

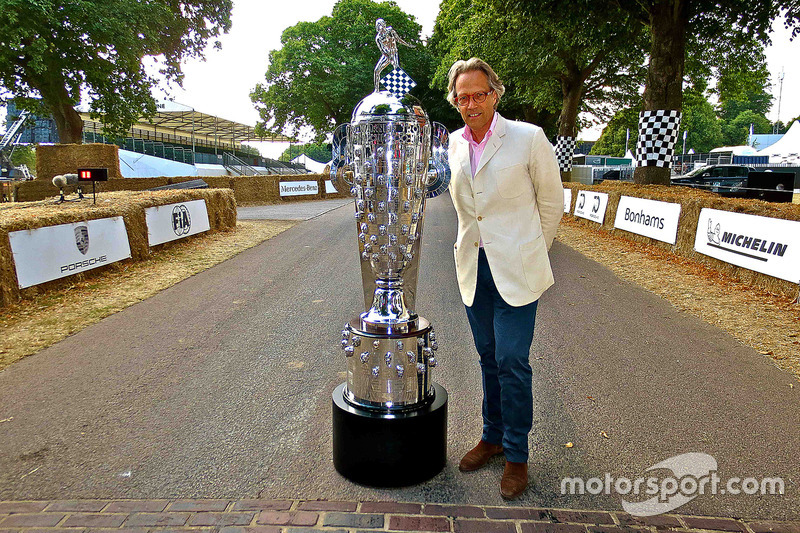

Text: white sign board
xmin=325 ymin=180 xmax=338 ymax=194
xmin=573 ymin=190 xmax=609 ymax=224
xmin=563 ymin=188 xmax=572 ymax=213
xmin=695 ymin=208 xmax=800 ymax=283
xmin=614 ymin=195 xmax=682 ymax=244
xmin=280 ymin=180 xmax=319 ymax=197
xmin=9 ymin=217 xmax=131 ymax=289
xmin=145 ymin=199 xmax=211 ymax=246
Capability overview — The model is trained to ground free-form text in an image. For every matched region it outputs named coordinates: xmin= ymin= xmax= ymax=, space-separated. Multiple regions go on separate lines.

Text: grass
xmin=0 ymin=220 xmax=295 ymax=371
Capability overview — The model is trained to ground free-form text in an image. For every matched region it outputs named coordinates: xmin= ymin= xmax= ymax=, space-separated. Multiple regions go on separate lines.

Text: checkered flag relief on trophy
xmin=555 ymin=136 xmax=576 ymax=172
xmin=381 ymin=67 xmax=417 ymax=99
xmin=636 ymin=110 xmax=682 ymax=168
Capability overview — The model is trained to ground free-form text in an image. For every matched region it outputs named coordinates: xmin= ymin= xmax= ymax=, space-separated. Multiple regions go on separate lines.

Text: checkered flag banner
xmin=636 ymin=110 xmax=682 ymax=168
xmin=555 ymin=136 xmax=576 ymax=172
xmin=381 ymin=67 xmax=417 ymax=99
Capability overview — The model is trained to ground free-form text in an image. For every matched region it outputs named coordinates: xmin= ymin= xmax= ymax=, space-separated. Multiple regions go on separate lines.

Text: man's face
xmin=454 ymin=70 xmax=497 ymax=139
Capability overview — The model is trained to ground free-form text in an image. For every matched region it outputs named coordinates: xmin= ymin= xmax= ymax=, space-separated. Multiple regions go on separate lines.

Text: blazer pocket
xmin=519 ymin=234 xmax=551 ymax=293
xmin=495 ymin=163 xmax=528 ymax=199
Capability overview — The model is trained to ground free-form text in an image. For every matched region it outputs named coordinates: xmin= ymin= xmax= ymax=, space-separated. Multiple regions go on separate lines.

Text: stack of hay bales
xmin=562 ymin=181 xmax=800 ymax=299
xmin=0 ymin=189 xmax=236 ymax=306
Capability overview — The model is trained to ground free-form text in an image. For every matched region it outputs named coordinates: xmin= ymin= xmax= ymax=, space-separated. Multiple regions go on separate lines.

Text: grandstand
xmin=4 ymin=101 xmax=308 ymax=177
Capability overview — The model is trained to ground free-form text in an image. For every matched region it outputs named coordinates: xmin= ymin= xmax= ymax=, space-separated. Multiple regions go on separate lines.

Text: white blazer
xmin=448 ymin=114 xmax=564 ymax=307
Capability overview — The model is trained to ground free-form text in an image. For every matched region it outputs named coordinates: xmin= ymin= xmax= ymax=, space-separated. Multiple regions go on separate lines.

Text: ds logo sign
xmin=172 ymin=205 xmax=191 ymax=236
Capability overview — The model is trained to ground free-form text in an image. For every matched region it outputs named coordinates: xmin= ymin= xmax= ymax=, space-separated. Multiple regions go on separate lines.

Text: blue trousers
xmin=464 ymin=248 xmax=538 ymax=463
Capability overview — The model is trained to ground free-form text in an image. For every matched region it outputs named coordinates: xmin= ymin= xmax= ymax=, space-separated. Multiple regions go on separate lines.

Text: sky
xmin=6 ymin=1 xmax=800 ymax=156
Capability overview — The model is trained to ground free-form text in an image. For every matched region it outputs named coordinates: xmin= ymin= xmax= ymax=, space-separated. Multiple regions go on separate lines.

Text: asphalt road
xmin=1 ymin=194 xmax=798 ymax=519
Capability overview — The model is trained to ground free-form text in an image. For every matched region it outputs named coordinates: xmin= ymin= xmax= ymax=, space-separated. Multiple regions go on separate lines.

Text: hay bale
xmin=0 ymin=188 xmax=236 ymax=307
xmin=561 ymin=181 xmax=800 ymax=299
xmin=36 ymin=144 xmax=122 ymax=182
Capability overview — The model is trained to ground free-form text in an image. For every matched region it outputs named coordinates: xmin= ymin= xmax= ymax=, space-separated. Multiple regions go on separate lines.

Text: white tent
xmin=710 ymin=145 xmax=759 ymax=156
xmin=757 ymin=120 xmax=800 ymax=163
xmin=291 ymin=154 xmax=327 ymax=174
xmin=624 ymin=149 xmax=636 ymax=165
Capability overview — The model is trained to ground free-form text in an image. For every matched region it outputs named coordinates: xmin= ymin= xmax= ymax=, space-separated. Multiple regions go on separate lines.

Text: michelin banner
xmin=614 ymin=196 xmax=682 ymax=244
xmin=574 ymin=190 xmax=609 ymax=224
xmin=145 ymin=199 xmax=210 ymax=246
xmin=695 ymin=208 xmax=800 ymax=283
xmin=9 ymin=217 xmax=132 ymax=289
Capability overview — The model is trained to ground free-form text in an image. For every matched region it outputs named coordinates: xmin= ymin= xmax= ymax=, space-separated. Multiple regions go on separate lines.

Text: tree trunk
xmin=558 ymin=78 xmax=583 ymax=182
xmin=34 ymin=76 xmax=84 ymax=144
xmin=633 ymin=0 xmax=688 ymax=185
xmin=51 ymin=100 xmax=84 ymax=144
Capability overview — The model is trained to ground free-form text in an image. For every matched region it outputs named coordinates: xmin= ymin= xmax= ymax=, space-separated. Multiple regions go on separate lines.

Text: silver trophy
xmin=330 ymin=20 xmax=450 ymax=486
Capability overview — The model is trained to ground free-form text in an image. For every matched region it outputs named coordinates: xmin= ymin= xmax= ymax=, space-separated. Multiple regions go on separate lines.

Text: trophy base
xmin=332 ymin=382 xmax=447 ymax=487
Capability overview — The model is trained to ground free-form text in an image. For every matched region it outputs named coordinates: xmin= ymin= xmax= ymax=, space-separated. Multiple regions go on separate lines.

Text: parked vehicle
xmin=671 ymin=164 xmax=794 ymax=202
xmin=671 ymin=165 xmax=754 ymax=195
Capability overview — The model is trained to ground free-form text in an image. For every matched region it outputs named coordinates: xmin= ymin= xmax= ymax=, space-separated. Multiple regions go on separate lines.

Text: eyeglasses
xmin=456 ymin=90 xmax=494 ymax=107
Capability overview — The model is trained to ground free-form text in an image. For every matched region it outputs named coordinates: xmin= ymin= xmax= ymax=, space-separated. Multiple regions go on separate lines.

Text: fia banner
xmin=563 ymin=188 xmax=572 ymax=214
xmin=573 ymin=190 xmax=609 ymax=224
xmin=145 ymin=199 xmax=211 ymax=246
xmin=280 ymin=180 xmax=319 ymax=197
xmin=695 ymin=208 xmax=800 ymax=283
xmin=9 ymin=217 xmax=131 ymax=288
xmin=614 ymin=196 xmax=682 ymax=244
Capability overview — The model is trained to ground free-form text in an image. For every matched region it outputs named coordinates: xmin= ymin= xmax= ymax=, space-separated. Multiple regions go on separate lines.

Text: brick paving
xmin=0 ymin=500 xmax=798 ymax=533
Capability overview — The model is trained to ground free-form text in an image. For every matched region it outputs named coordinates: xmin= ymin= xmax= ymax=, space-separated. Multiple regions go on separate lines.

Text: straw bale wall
xmin=0 ymin=189 xmax=236 ymax=307
xmin=12 ymin=173 xmax=346 ymax=204
xmin=36 ymin=144 xmax=122 ymax=181
xmin=562 ymin=181 xmax=800 ymax=298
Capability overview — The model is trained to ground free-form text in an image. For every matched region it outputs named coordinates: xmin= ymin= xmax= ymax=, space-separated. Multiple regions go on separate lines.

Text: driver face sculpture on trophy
xmin=329 ymin=19 xmax=451 ymax=487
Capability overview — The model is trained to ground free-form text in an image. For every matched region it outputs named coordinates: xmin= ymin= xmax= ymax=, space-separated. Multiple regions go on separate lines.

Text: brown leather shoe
xmin=459 ymin=440 xmax=504 ymax=472
xmin=500 ymin=461 xmax=528 ymax=500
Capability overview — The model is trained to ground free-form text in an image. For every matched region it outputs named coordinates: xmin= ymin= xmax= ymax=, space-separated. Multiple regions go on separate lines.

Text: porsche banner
xmin=9 ymin=217 xmax=132 ymax=288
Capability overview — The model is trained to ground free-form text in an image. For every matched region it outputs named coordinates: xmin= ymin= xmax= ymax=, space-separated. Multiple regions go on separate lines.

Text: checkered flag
xmin=381 ymin=68 xmax=416 ymax=99
xmin=636 ymin=110 xmax=682 ymax=168
xmin=555 ymin=136 xmax=576 ymax=172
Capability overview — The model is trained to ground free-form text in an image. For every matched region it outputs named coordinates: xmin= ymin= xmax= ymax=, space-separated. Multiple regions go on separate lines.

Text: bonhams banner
xmin=573 ymin=190 xmax=609 ymax=224
xmin=145 ymin=199 xmax=210 ymax=246
xmin=695 ymin=208 xmax=800 ymax=283
xmin=9 ymin=217 xmax=132 ymax=288
xmin=614 ymin=196 xmax=682 ymax=244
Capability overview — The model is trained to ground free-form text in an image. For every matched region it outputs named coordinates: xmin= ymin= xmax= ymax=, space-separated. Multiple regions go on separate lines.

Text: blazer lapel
xmin=474 ymin=114 xmax=506 ymax=178
xmin=454 ymin=135 xmax=474 ymax=193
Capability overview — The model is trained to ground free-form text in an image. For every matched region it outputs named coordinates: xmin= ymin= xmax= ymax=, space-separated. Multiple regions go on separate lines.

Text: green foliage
xmin=721 ymin=110 xmax=771 ymax=146
xmin=10 ymin=144 xmax=35 ymax=169
xmin=590 ymin=107 xmax=641 ymax=156
xmin=678 ymin=87 xmax=723 ymax=153
xmin=251 ymin=0 xmax=438 ymax=140
xmin=0 ymin=0 xmax=232 ymax=142
xmin=280 ymin=143 xmax=332 ymax=163
xmin=429 ymin=0 xmax=647 ymax=138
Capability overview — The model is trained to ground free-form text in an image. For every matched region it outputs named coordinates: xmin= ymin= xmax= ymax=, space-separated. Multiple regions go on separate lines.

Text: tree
xmin=590 ymin=107 xmax=641 ymax=157
xmin=251 ymin=0 xmax=438 ymax=141
xmin=0 ymin=0 xmax=232 ymax=144
xmin=721 ymin=110 xmax=771 ymax=146
xmin=280 ymin=142 xmax=332 ymax=163
xmin=429 ymin=0 xmax=647 ymax=179
xmin=610 ymin=0 xmax=800 ymax=184
xmin=678 ymin=86 xmax=723 ymax=153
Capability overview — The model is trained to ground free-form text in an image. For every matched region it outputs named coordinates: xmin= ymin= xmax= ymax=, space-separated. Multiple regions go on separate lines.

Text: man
xmin=446 ymin=58 xmax=563 ymax=499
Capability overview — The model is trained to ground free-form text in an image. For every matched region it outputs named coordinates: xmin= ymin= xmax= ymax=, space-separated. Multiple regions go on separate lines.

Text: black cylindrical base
xmin=332 ymin=382 xmax=448 ymax=487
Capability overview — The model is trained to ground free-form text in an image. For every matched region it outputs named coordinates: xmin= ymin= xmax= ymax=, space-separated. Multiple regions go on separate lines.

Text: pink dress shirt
xmin=462 ymin=111 xmax=499 ymax=248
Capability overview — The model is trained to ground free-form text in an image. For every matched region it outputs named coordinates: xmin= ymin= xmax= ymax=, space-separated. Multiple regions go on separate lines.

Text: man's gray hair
xmin=446 ymin=58 xmax=505 ymax=109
